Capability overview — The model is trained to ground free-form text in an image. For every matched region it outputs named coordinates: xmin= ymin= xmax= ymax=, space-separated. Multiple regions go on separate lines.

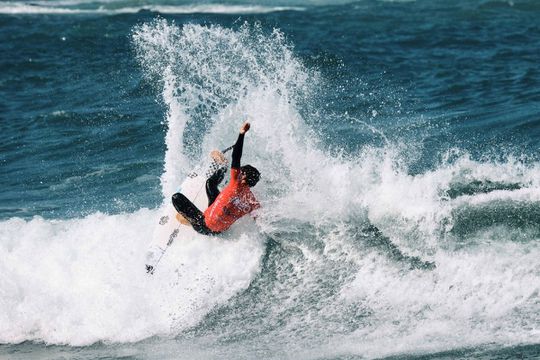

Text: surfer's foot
xmin=210 ymin=150 xmax=227 ymax=165
xmin=176 ymin=212 xmax=191 ymax=226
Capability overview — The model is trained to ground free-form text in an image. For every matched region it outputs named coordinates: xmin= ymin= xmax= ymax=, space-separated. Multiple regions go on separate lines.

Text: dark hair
xmin=240 ymin=165 xmax=260 ymax=187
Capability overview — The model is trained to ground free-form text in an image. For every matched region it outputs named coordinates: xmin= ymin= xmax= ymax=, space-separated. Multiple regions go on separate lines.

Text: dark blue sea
xmin=1 ymin=0 xmax=539 ymax=359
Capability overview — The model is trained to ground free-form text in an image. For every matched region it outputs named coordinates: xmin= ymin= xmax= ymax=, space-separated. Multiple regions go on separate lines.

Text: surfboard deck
xmin=145 ymin=155 xmax=227 ymax=274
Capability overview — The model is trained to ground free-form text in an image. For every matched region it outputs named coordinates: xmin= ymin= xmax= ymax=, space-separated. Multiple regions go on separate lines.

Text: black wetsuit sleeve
xmin=231 ymin=133 xmax=244 ymax=169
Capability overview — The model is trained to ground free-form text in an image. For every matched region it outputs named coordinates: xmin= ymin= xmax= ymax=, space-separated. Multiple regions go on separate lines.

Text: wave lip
xmin=0 ymin=2 xmax=305 ymax=15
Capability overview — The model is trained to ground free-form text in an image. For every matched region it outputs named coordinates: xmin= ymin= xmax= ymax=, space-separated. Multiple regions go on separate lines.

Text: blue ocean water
xmin=1 ymin=0 xmax=539 ymax=359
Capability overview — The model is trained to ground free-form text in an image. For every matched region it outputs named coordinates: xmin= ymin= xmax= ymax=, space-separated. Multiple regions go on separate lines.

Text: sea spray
xmin=132 ymin=20 xmax=318 ymax=202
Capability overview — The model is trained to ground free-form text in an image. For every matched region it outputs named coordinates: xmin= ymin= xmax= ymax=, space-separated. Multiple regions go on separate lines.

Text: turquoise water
xmin=1 ymin=0 xmax=539 ymax=359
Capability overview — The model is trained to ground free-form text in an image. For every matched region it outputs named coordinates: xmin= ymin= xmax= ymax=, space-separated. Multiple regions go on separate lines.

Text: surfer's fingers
xmin=240 ymin=122 xmax=250 ymax=133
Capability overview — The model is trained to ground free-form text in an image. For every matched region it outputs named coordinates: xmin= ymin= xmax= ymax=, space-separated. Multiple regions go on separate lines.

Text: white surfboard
xmin=145 ymin=154 xmax=228 ymax=274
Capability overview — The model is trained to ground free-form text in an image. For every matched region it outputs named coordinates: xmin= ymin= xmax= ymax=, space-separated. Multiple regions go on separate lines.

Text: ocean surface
xmin=1 ymin=0 xmax=539 ymax=359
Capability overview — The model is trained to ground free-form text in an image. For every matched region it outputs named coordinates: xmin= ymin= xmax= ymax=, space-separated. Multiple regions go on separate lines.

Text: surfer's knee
xmin=172 ymin=192 xmax=188 ymax=206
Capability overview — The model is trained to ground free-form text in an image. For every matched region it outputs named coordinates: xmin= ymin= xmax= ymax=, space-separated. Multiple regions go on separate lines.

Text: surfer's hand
xmin=240 ymin=122 xmax=250 ymax=134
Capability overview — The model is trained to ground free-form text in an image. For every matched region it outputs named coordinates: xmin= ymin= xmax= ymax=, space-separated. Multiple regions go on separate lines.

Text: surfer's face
xmin=240 ymin=172 xmax=248 ymax=185
xmin=239 ymin=164 xmax=260 ymax=187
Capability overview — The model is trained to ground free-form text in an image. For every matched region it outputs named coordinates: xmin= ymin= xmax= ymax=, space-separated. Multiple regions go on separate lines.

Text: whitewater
xmin=1 ymin=2 xmax=539 ymax=359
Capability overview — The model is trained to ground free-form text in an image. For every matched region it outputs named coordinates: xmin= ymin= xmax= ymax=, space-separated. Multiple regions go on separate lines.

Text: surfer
xmin=172 ymin=122 xmax=260 ymax=235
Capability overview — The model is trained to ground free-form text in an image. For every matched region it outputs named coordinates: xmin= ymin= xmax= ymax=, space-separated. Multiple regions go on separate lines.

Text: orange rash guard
xmin=204 ymin=168 xmax=260 ymax=232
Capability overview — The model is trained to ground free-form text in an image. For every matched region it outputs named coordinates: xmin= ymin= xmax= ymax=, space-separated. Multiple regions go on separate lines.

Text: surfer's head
xmin=240 ymin=165 xmax=260 ymax=187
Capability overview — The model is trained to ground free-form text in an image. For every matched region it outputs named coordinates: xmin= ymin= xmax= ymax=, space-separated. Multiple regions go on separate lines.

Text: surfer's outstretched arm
xmin=231 ymin=122 xmax=250 ymax=169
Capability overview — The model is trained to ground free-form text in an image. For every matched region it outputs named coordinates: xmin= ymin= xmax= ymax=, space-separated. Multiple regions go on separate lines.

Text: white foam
xmin=0 ymin=210 xmax=264 ymax=345
xmin=132 ymin=22 xmax=540 ymax=356
xmin=328 ymin=239 xmax=540 ymax=358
